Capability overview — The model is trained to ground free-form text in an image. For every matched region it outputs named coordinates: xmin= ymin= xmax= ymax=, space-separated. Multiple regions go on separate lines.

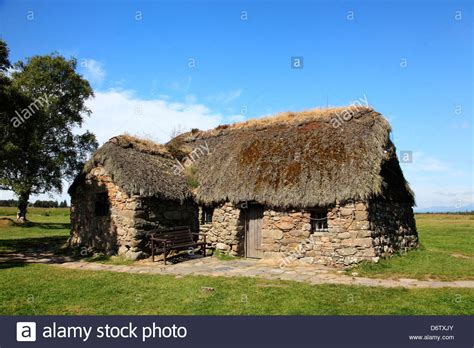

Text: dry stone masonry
xmin=69 ymin=165 xmax=197 ymax=260
xmin=201 ymin=200 xmax=417 ymax=266
xmin=199 ymin=203 xmax=244 ymax=256
xmin=71 ymin=166 xmax=418 ymax=266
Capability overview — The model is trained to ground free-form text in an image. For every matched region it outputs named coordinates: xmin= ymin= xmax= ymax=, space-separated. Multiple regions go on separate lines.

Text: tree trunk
xmin=17 ymin=192 xmax=30 ymax=222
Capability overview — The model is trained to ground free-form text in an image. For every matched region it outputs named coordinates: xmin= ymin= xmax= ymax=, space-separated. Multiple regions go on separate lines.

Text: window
xmin=94 ymin=192 xmax=109 ymax=216
xmin=310 ymin=209 xmax=328 ymax=232
xmin=201 ymin=206 xmax=214 ymax=224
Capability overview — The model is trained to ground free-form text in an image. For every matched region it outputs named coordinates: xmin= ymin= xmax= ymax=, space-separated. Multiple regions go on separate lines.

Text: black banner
xmin=4 ymin=316 xmax=473 ymax=347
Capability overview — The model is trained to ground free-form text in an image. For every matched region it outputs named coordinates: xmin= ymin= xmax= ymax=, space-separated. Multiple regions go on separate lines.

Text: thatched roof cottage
xmin=68 ymin=136 xmax=198 ymax=260
xmin=69 ymin=106 xmax=418 ymax=265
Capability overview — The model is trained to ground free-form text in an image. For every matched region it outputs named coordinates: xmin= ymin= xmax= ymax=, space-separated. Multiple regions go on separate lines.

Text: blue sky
xmin=0 ymin=0 xmax=472 ymax=209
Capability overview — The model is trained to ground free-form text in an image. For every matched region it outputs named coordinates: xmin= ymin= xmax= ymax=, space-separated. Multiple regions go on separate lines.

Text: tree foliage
xmin=0 ymin=40 xmax=97 ymax=220
xmin=0 ymin=40 xmax=10 ymax=72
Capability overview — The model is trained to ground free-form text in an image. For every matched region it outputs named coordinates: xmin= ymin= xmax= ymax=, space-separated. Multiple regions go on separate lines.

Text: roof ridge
xmin=108 ymin=134 xmax=170 ymax=157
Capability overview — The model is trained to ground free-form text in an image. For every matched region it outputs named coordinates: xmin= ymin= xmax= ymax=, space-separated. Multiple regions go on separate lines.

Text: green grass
xmin=214 ymin=249 xmax=237 ymax=261
xmin=0 ymin=206 xmax=70 ymax=237
xmin=349 ymin=214 xmax=474 ymax=281
xmin=0 ymin=263 xmax=472 ymax=315
xmin=83 ymin=254 xmax=135 ymax=265
xmin=0 ymin=207 xmax=70 ymax=254
xmin=0 ymin=208 xmax=473 ymax=315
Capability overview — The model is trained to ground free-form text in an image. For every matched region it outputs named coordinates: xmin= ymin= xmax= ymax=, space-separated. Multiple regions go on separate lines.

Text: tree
xmin=33 ymin=200 xmax=59 ymax=208
xmin=0 ymin=40 xmax=98 ymax=221
xmin=0 ymin=40 xmax=11 ymax=72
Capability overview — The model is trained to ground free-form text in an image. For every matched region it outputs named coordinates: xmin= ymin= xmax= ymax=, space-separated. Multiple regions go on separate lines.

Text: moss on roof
xmin=168 ymin=106 xmax=414 ymax=208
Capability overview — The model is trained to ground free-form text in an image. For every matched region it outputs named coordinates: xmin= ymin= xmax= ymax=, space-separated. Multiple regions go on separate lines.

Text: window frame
xmin=310 ymin=209 xmax=328 ymax=233
xmin=201 ymin=205 xmax=214 ymax=225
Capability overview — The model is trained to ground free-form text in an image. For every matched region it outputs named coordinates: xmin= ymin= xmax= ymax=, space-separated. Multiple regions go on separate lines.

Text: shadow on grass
xmin=0 ymin=217 xmax=70 ymax=230
xmin=12 ymin=220 xmax=70 ymax=230
xmin=0 ymin=236 xmax=69 ymax=256
xmin=0 ymin=235 xmax=77 ymax=270
xmin=84 ymin=254 xmax=111 ymax=262
xmin=0 ymin=235 xmax=125 ymax=267
xmin=0 ymin=262 xmax=30 ymax=270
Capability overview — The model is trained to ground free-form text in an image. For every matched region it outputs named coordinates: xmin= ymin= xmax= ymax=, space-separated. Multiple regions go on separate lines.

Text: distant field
xmin=0 ymin=208 xmax=472 ymax=315
xmin=351 ymin=213 xmax=474 ymax=281
xmin=0 ymin=206 xmax=70 ymax=239
xmin=0 ymin=207 xmax=70 ymax=254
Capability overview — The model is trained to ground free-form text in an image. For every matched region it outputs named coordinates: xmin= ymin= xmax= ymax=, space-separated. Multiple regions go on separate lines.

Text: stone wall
xmin=69 ymin=166 xmax=140 ymax=259
xmin=71 ymin=169 xmax=417 ymax=266
xmin=368 ymin=199 xmax=418 ymax=256
xmin=261 ymin=209 xmax=311 ymax=260
xmin=201 ymin=201 xmax=377 ymax=266
xmin=203 ymin=200 xmax=417 ymax=267
xmin=263 ymin=202 xmax=376 ymax=266
xmin=70 ymin=165 xmax=199 ymax=260
xmin=199 ymin=203 xmax=244 ymax=256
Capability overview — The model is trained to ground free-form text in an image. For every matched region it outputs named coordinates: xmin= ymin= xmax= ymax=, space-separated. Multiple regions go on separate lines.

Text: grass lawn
xmin=0 ymin=207 xmax=70 ymax=254
xmin=0 ymin=263 xmax=472 ymax=315
xmin=0 ymin=207 xmax=132 ymax=264
xmin=349 ymin=214 xmax=474 ymax=281
xmin=0 ymin=207 xmax=472 ymax=315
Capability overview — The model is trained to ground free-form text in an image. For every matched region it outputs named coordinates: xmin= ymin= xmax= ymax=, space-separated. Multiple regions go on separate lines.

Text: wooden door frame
xmin=244 ymin=203 xmax=264 ymax=259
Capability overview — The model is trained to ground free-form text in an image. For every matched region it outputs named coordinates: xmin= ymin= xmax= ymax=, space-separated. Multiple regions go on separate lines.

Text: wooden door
xmin=245 ymin=204 xmax=264 ymax=258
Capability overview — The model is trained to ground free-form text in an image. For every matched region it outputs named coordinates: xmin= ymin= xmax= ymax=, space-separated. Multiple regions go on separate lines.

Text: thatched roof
xmin=69 ymin=135 xmax=191 ymax=201
xmin=168 ymin=106 xmax=415 ymax=208
xmin=70 ymin=107 xmax=414 ymax=208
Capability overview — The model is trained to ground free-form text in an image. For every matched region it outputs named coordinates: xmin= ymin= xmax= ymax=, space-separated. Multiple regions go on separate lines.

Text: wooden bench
xmin=148 ymin=226 xmax=207 ymax=264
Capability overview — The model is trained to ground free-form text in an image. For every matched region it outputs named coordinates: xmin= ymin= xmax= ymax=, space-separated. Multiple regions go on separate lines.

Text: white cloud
xmin=169 ymin=76 xmax=192 ymax=93
xmin=401 ymin=152 xmax=471 ymax=208
xmin=81 ymin=89 xmax=228 ymax=145
xmin=411 ymin=152 xmax=450 ymax=172
xmin=184 ymin=94 xmax=198 ymax=104
xmin=80 ymin=59 xmax=106 ymax=85
xmin=402 ymin=152 xmax=464 ymax=176
xmin=411 ymin=185 xmax=473 ymax=209
xmin=208 ymin=89 xmax=242 ymax=104
xmin=1 ymin=89 xmax=237 ymax=204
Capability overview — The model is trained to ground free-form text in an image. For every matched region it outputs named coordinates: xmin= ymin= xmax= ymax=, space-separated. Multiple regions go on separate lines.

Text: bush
xmin=33 ymin=200 xmax=59 ymax=208
xmin=0 ymin=199 xmax=19 ymax=207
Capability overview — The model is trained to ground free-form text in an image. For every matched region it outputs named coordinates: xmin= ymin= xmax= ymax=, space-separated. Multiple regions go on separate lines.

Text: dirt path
xmin=48 ymin=257 xmax=474 ymax=289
